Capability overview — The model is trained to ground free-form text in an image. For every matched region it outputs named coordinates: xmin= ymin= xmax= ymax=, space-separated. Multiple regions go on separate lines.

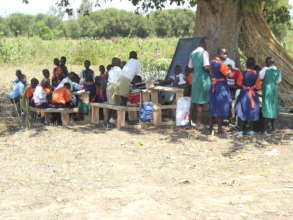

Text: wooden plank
xmin=175 ymin=91 xmax=184 ymax=102
xmin=153 ymin=110 xmax=162 ymax=125
xmin=153 ymin=104 xmax=177 ymax=110
xmin=61 ymin=112 xmax=70 ymax=125
xmin=151 ymin=90 xmax=159 ymax=104
xmin=29 ymin=107 xmax=79 ymax=113
xmin=90 ymin=103 xmax=139 ymax=111
xmin=141 ymin=90 xmax=151 ymax=102
xmin=151 ymin=86 xmax=184 ymax=93
xmin=91 ymin=105 xmax=100 ymax=124
xmin=117 ymin=110 xmax=126 ymax=129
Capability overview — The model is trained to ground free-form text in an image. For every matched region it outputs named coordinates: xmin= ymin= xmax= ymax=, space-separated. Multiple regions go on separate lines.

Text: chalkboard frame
xmin=165 ymin=37 xmax=203 ymax=80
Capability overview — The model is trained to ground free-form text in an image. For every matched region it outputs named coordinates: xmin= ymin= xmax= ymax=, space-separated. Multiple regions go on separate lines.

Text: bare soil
xmin=0 ymin=122 xmax=292 ymax=220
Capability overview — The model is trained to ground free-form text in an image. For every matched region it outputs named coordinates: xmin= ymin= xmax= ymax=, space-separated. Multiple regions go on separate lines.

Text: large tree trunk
xmin=195 ymin=0 xmax=293 ymax=106
xmin=239 ymin=6 xmax=293 ymax=106
xmin=195 ymin=0 xmax=242 ymax=61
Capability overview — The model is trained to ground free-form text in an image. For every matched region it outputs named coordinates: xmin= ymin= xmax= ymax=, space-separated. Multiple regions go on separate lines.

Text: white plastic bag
xmin=176 ymin=97 xmax=191 ymax=126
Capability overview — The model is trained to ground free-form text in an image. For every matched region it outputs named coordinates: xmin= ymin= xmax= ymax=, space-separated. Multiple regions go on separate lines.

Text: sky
xmin=0 ymin=0 xmax=292 ymax=17
xmin=0 ymin=0 xmax=193 ymax=17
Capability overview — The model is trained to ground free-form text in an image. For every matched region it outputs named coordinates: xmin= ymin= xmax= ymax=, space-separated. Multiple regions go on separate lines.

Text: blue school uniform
xmin=209 ymin=58 xmax=231 ymax=118
xmin=236 ymin=69 xmax=261 ymax=121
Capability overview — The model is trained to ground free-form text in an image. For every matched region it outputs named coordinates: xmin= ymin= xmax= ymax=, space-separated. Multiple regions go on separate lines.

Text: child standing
xmin=259 ymin=57 xmax=281 ymax=133
xmin=52 ymin=58 xmax=63 ymax=88
xmin=209 ymin=49 xmax=231 ymax=135
xmin=80 ymin=60 xmax=95 ymax=82
xmin=235 ymin=57 xmax=261 ymax=137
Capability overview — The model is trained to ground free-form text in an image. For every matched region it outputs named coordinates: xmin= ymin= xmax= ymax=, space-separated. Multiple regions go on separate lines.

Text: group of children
xmin=204 ymin=49 xmax=281 ymax=136
xmin=9 ymin=52 xmax=142 ymax=124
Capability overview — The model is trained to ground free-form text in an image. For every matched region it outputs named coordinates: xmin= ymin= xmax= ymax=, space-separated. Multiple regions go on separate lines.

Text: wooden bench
xmin=142 ymin=86 xmax=184 ymax=125
xmin=29 ymin=107 xmax=79 ymax=125
xmin=90 ymin=103 xmax=140 ymax=128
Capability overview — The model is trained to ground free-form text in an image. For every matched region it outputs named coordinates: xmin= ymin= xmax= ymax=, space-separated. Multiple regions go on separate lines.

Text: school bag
xmin=139 ymin=101 xmax=154 ymax=122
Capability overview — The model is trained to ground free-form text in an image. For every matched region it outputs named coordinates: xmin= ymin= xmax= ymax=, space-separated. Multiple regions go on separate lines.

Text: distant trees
xmin=0 ymin=8 xmax=196 ymax=39
xmin=0 ymin=7 xmax=290 ymax=40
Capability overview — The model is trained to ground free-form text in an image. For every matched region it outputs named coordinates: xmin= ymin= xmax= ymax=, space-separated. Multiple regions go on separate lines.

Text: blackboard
xmin=166 ymin=37 xmax=203 ymax=80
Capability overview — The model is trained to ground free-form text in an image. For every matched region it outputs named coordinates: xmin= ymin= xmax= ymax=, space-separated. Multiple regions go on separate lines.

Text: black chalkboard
xmin=166 ymin=37 xmax=203 ymax=80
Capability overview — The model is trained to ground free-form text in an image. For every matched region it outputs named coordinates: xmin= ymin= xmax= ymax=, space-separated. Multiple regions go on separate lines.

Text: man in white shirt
xmin=116 ymin=51 xmax=141 ymax=106
xmin=107 ymin=57 xmax=122 ymax=124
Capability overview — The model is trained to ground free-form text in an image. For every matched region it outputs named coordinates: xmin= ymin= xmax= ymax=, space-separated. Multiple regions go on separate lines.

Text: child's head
xmin=112 ymin=57 xmax=121 ymax=67
xmin=175 ymin=65 xmax=182 ymax=75
xmin=84 ymin=60 xmax=91 ymax=69
xmin=255 ymin=65 xmax=262 ymax=73
xmin=99 ymin=65 xmax=105 ymax=73
xmin=107 ymin=64 xmax=113 ymax=72
xmin=132 ymin=75 xmax=142 ymax=84
xmin=95 ymin=76 xmax=102 ymax=86
xmin=20 ymin=74 xmax=27 ymax=84
xmin=54 ymin=58 xmax=60 ymax=66
xmin=16 ymin=69 xmax=23 ymax=79
xmin=60 ymin=56 xmax=67 ymax=65
xmin=265 ymin=57 xmax=274 ymax=67
xmin=41 ymin=79 xmax=50 ymax=88
xmin=129 ymin=51 xmax=137 ymax=59
xmin=42 ymin=69 xmax=50 ymax=79
xmin=64 ymin=82 xmax=71 ymax=90
xmin=246 ymin=57 xmax=256 ymax=69
xmin=217 ymin=48 xmax=228 ymax=61
xmin=31 ymin=78 xmax=39 ymax=88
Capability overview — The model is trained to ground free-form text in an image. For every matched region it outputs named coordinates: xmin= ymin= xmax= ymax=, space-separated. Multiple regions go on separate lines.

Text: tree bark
xmin=195 ymin=0 xmax=293 ymax=106
xmin=195 ymin=0 xmax=242 ymax=61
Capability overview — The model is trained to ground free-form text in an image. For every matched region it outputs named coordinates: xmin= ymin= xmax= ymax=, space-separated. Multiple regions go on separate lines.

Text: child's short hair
xmin=99 ymin=65 xmax=105 ymax=72
xmin=42 ymin=69 xmax=50 ymax=77
xmin=107 ymin=64 xmax=113 ymax=71
xmin=64 ymin=82 xmax=71 ymax=89
xmin=31 ymin=78 xmax=39 ymax=88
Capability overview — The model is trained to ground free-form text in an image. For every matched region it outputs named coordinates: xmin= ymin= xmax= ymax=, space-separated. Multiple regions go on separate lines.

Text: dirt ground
xmin=0 ymin=121 xmax=292 ymax=220
xmin=1 ymin=64 xmax=293 ymax=219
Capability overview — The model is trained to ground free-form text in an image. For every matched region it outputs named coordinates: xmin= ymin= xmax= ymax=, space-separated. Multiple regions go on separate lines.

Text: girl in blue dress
xmin=209 ymin=48 xmax=231 ymax=135
xmin=235 ymin=57 xmax=261 ymax=137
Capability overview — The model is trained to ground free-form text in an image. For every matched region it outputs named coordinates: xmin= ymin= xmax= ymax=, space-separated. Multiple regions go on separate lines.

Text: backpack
xmin=139 ymin=101 xmax=154 ymax=122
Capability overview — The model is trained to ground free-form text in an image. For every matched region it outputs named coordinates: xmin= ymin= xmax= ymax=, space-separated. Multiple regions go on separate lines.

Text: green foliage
xmin=263 ymin=0 xmax=292 ymax=41
xmin=149 ymin=9 xmax=195 ymax=37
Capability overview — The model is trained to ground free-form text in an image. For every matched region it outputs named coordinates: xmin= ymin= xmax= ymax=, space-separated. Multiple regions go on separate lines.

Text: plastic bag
xmin=176 ymin=97 xmax=191 ymax=126
xmin=139 ymin=101 xmax=154 ymax=122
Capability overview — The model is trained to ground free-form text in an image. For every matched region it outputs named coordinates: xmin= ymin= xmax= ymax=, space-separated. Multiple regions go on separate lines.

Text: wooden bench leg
xmin=117 ymin=110 xmax=126 ymax=129
xmin=91 ymin=106 xmax=100 ymax=124
xmin=153 ymin=110 xmax=162 ymax=125
xmin=44 ymin=112 xmax=51 ymax=122
xmin=61 ymin=112 xmax=70 ymax=125
xmin=103 ymin=108 xmax=109 ymax=123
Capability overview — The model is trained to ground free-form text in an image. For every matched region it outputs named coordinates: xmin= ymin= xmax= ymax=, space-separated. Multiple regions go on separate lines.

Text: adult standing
xmin=116 ymin=51 xmax=141 ymax=106
xmin=188 ymin=38 xmax=211 ymax=128
xmin=259 ymin=57 xmax=281 ymax=133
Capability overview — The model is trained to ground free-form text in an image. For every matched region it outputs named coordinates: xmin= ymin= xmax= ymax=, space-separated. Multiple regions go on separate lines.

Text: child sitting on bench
xmin=52 ymin=83 xmax=74 ymax=108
